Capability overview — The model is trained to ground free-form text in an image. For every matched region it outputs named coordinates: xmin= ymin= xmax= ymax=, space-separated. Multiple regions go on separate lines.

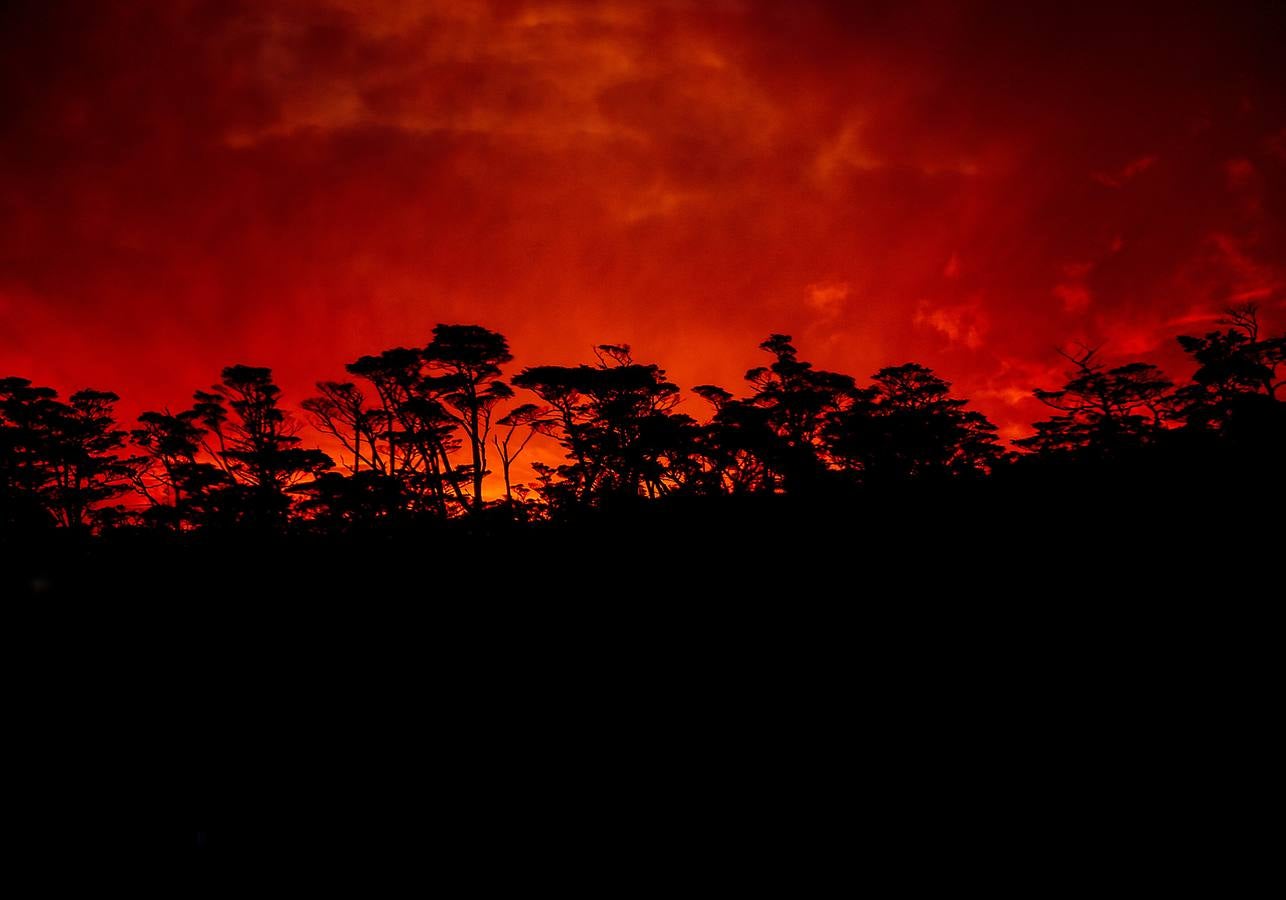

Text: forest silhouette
xmin=2 ymin=306 xmax=1283 ymax=575
xmin=6 ymin=307 xmax=1281 ymax=862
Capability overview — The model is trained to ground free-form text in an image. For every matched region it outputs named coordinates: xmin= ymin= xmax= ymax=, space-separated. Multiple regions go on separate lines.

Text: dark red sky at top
xmin=2 ymin=0 xmax=1284 ymax=453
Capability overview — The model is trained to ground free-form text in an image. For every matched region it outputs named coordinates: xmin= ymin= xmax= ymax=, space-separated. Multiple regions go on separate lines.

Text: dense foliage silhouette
xmin=6 ymin=309 xmax=1279 ymax=866
xmin=2 ymin=305 xmax=1282 ymax=543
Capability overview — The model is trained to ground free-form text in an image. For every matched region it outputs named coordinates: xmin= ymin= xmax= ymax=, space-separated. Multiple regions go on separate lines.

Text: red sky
xmin=2 ymin=0 xmax=1284 ymax=451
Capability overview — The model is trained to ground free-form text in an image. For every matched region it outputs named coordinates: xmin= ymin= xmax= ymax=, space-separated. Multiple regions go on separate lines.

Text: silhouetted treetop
xmin=1176 ymin=303 xmax=1285 ymax=434
xmin=825 ymin=363 xmax=1005 ymax=483
xmin=3 ymin=312 xmax=1283 ymax=537
xmin=1015 ymin=346 xmax=1173 ymax=458
xmin=1 ymin=377 xmax=135 ymax=530
xmin=424 ymin=324 xmax=514 ymax=513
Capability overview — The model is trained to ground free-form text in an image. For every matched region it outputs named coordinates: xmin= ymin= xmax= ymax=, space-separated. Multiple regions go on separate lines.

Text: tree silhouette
xmin=345 ymin=347 xmax=465 ymax=516
xmin=302 ymin=382 xmax=383 ymax=475
xmin=693 ymin=335 xmax=856 ymax=494
xmin=131 ymin=408 xmax=234 ymax=529
xmin=296 ymin=469 xmax=406 ymax=531
xmin=3 ymin=315 xmax=1284 ymax=543
xmin=0 ymin=379 xmax=135 ymax=530
xmin=1 ymin=377 xmax=59 ymax=530
xmin=825 ymin=363 xmax=1005 ymax=483
xmin=512 ymin=344 xmax=698 ymax=506
xmin=202 ymin=366 xmax=333 ymax=527
xmin=424 ymin=324 xmax=514 ymax=513
xmin=1176 ymin=303 xmax=1286 ymax=433
xmin=493 ymin=403 xmax=550 ymax=510
xmin=1015 ymin=346 xmax=1173 ymax=458
xmin=690 ymin=383 xmax=772 ymax=494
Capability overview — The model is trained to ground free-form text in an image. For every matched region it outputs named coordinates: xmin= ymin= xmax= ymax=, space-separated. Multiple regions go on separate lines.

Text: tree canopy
xmin=3 ymin=309 xmax=1283 ymax=535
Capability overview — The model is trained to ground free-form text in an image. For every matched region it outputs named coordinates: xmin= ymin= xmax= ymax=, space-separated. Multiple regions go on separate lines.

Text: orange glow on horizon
xmin=1 ymin=0 xmax=1283 ymax=476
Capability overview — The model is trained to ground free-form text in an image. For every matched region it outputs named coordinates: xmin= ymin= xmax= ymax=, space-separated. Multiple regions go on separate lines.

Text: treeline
xmin=1 ymin=307 xmax=1283 ymax=536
